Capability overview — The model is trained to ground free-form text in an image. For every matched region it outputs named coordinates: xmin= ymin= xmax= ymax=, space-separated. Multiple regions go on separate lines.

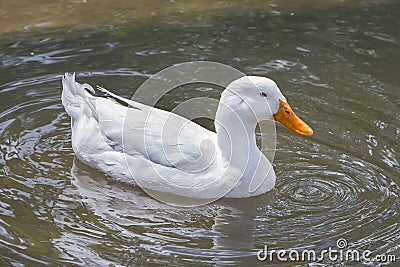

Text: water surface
xmin=0 ymin=0 xmax=399 ymax=266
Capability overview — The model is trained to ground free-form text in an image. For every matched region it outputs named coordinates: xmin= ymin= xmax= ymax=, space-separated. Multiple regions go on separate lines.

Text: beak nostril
xmin=285 ymin=110 xmax=290 ymax=114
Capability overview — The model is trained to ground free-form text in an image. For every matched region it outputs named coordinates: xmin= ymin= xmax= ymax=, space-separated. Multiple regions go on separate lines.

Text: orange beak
xmin=273 ymin=99 xmax=313 ymax=136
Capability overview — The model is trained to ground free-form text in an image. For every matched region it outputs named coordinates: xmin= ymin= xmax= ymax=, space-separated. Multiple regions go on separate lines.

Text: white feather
xmin=61 ymin=73 xmax=286 ymax=198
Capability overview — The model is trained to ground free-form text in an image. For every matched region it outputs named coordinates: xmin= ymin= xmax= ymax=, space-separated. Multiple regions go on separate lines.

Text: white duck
xmin=62 ymin=73 xmax=312 ymax=200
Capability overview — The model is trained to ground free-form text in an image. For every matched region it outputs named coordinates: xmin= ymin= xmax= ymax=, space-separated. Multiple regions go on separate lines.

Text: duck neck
xmin=214 ymin=101 xmax=260 ymax=164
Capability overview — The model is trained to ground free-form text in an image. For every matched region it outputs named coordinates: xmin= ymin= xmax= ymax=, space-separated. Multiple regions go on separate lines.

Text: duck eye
xmin=260 ymin=92 xmax=268 ymax=97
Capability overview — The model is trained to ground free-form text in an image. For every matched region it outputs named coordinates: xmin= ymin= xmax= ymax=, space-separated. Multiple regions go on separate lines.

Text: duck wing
xmin=93 ymin=85 xmax=218 ymax=171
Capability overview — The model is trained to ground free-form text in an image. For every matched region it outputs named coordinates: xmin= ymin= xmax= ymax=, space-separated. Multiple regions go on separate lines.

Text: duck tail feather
xmin=61 ymin=72 xmax=96 ymax=120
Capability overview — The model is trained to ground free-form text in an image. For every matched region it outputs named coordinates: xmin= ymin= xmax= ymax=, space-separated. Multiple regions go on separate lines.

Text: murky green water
xmin=0 ymin=1 xmax=399 ymax=266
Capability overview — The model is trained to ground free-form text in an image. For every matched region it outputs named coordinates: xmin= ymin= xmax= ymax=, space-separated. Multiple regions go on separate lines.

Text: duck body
xmin=62 ymin=73 xmax=312 ymax=199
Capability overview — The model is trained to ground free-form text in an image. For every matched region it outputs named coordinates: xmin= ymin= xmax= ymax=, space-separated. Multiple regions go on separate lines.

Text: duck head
xmin=223 ymin=76 xmax=313 ymax=136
